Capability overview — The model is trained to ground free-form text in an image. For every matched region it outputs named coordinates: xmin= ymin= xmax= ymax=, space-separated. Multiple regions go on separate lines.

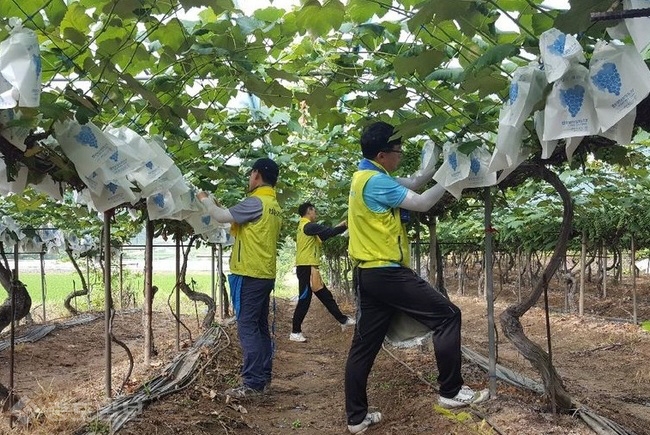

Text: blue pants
xmin=229 ymin=274 xmax=275 ymax=391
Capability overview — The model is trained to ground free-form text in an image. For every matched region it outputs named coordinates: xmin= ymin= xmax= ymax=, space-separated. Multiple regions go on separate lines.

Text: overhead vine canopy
xmin=0 ymin=0 xmax=646 ymax=220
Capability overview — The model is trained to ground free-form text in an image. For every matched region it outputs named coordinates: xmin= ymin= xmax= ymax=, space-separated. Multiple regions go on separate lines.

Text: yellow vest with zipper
xmin=230 ymin=186 xmax=282 ymax=279
xmin=348 ymin=169 xmax=410 ymax=268
xmin=296 ymin=217 xmax=321 ymax=266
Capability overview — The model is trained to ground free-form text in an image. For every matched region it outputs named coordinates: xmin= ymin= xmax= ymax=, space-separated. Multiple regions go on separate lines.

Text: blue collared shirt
xmin=358 ymin=159 xmax=408 ymax=212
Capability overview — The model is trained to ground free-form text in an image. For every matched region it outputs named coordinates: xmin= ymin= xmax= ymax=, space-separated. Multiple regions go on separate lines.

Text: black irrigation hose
xmin=0 ymin=313 xmax=101 ymax=351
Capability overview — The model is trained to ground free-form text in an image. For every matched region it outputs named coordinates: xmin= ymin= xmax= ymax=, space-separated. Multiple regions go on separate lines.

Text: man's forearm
xmin=200 ymin=197 xmax=234 ymax=223
xmin=395 ymin=166 xmax=435 ymax=191
xmin=304 ymin=222 xmax=347 ymax=241
xmin=399 ymin=184 xmax=446 ymax=212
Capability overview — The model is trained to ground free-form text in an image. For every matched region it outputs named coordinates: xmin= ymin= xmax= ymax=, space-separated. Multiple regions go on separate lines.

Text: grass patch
xmin=18 ymin=269 xmax=294 ymax=321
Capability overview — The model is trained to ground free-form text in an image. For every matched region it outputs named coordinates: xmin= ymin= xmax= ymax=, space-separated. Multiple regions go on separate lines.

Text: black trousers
xmin=344 ymin=267 xmax=463 ymax=425
xmin=292 ymin=265 xmax=348 ymax=333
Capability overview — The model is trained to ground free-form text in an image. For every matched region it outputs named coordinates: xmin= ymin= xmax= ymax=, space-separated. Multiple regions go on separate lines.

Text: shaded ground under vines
xmin=1 ymin=274 xmax=649 ymax=434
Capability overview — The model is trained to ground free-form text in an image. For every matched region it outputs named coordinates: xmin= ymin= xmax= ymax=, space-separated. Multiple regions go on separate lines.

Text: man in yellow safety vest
xmin=198 ymin=157 xmax=281 ymax=399
xmin=344 ymin=122 xmax=489 ymax=434
xmin=289 ymin=202 xmax=355 ymax=343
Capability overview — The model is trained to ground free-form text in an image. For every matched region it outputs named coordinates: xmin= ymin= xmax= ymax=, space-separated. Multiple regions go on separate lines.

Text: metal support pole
xmin=484 ymin=188 xmax=497 ymax=397
xmin=104 ymin=212 xmax=112 ymax=398
xmin=86 ymin=255 xmax=91 ymax=310
xmin=217 ymin=243 xmax=225 ymax=319
xmin=144 ymin=218 xmax=154 ymax=365
xmin=119 ymin=252 xmax=124 ymax=310
xmin=591 ymin=8 xmax=650 ymax=22
xmin=632 ymin=235 xmax=637 ymax=325
xmin=175 ymin=232 xmax=181 ymax=351
xmin=9 ymin=243 xmax=18 ymax=428
xmin=211 ymin=243 xmax=216 ymax=302
xmin=579 ymin=231 xmax=586 ymax=317
xmin=40 ymin=250 xmax=46 ymax=322
xmin=414 ymin=217 xmax=421 ymax=277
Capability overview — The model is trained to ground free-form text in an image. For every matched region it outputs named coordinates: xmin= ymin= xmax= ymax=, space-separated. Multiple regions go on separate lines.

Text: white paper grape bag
xmin=623 ymin=0 xmax=650 ymax=54
xmin=167 ymin=182 xmax=200 ymax=220
xmin=129 ymin=139 xmax=175 ymax=189
xmin=496 ymin=147 xmax=531 ymax=184
xmin=589 ymin=41 xmax=650 ymax=132
xmin=543 ymin=64 xmax=598 ymax=141
xmin=565 ymin=135 xmax=584 ymax=162
xmin=100 ymin=129 xmax=150 ymax=179
xmin=55 ymin=120 xmax=117 ymax=173
xmin=186 ymin=209 xmax=222 ymax=235
xmin=434 ymin=142 xmax=496 ymax=199
xmin=489 ymin=113 xmax=524 ymax=174
xmin=0 ymin=109 xmax=29 ymax=151
xmin=415 ymin=139 xmax=440 ymax=176
xmin=88 ymin=180 xmax=137 ymax=213
xmin=534 ymin=111 xmax=559 ymax=159
xmin=32 ymin=174 xmax=63 ymax=201
xmin=600 ymin=107 xmax=635 ymax=145
xmin=105 ymin=126 xmax=156 ymax=163
xmin=539 ymin=29 xmax=586 ymax=83
xmin=0 ymin=74 xmax=17 ymax=109
xmin=500 ymin=63 xmax=547 ymax=128
xmin=0 ymin=24 xmax=41 ymax=107
xmin=0 ymin=161 xmax=28 ymax=195
xmin=20 ymin=235 xmax=43 ymax=253
xmin=460 ymin=145 xmax=497 ymax=189
xmin=105 ymin=126 xmax=157 ymax=178
xmin=146 ymin=190 xmax=176 ymax=220
xmin=140 ymin=165 xmax=183 ymax=197
xmin=433 ymin=141 xmax=470 ymax=198
xmin=206 ymin=227 xmax=233 ymax=245
xmin=446 ymin=144 xmax=496 ymax=198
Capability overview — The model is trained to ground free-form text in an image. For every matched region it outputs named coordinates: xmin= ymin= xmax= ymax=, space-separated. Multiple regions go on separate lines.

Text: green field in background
xmin=18 ymin=270 xmax=294 ymax=320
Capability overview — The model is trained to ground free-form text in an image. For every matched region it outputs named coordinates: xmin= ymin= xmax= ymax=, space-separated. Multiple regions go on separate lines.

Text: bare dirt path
xmin=120 ymin=295 xmax=609 ymax=435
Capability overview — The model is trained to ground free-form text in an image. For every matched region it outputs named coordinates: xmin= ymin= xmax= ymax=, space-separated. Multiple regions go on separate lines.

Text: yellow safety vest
xmin=230 ymin=186 xmax=282 ymax=279
xmin=296 ymin=217 xmax=321 ymax=266
xmin=348 ymin=169 xmax=410 ymax=268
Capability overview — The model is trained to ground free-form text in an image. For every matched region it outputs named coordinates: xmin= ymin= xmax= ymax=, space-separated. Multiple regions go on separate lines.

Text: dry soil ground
xmin=1 ymin=275 xmax=649 ymax=435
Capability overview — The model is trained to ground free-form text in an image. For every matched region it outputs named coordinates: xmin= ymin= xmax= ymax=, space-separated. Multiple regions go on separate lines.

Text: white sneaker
xmin=347 ymin=411 xmax=382 ymax=434
xmin=438 ymin=386 xmax=489 ymax=408
xmin=289 ymin=332 xmax=307 ymax=342
xmin=341 ymin=317 xmax=356 ymax=330
xmin=224 ymin=385 xmax=263 ymax=398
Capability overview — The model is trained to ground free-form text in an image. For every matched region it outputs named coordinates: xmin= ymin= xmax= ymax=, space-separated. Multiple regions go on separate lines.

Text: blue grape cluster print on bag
xmin=548 ymin=33 xmax=566 ymax=56
xmin=74 ymin=125 xmax=98 ymax=148
xmin=591 ymin=63 xmax=622 ymax=96
xmin=559 ymin=85 xmax=585 ymax=117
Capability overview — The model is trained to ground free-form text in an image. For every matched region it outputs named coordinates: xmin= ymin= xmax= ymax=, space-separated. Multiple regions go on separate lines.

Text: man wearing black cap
xmin=343 ymin=121 xmax=488 ymax=434
xmin=198 ymin=157 xmax=282 ymax=398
